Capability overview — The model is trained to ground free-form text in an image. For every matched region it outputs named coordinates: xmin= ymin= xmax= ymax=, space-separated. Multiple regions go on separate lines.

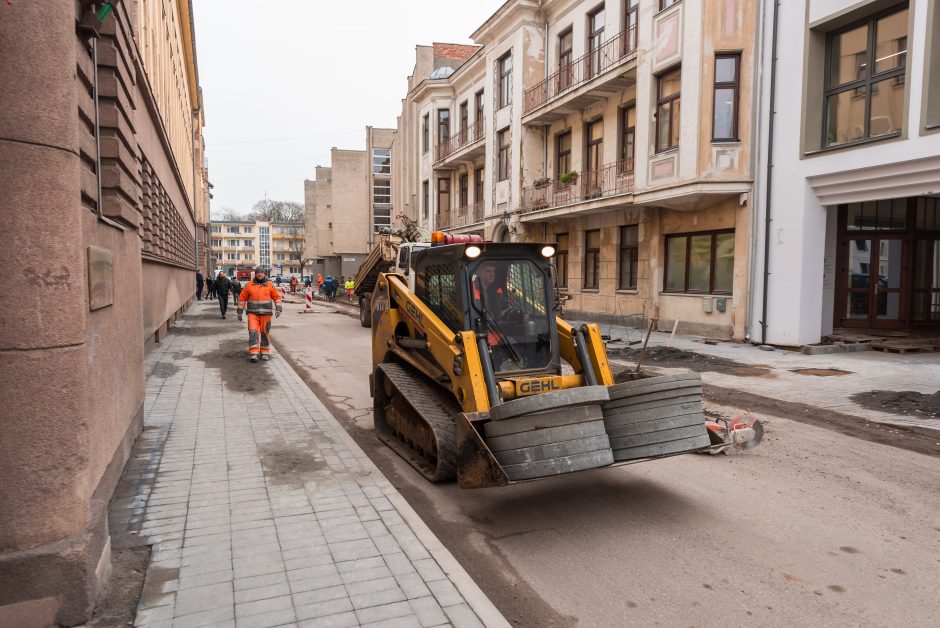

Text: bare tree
xmin=213 ymin=207 xmax=248 ymax=221
xmin=250 ymin=199 xmax=303 ymax=223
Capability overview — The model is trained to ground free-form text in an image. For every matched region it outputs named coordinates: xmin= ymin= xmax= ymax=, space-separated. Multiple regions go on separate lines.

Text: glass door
xmin=842 ymin=237 xmax=906 ymax=327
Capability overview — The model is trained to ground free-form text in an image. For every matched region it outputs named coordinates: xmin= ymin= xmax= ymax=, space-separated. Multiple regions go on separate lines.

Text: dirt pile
xmin=609 ymin=346 xmax=773 ymax=377
xmin=850 ymin=390 xmax=940 ymax=418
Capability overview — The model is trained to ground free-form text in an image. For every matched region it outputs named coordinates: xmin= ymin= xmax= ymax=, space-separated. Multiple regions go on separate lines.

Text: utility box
xmin=702 ymin=296 xmax=713 ymax=313
xmin=716 ymin=297 xmax=727 ymax=313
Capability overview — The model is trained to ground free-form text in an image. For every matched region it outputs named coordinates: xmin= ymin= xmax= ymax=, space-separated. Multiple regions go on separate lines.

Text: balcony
xmin=522 ymin=160 xmax=634 ymax=216
xmin=434 ymin=118 xmax=485 ymax=166
xmin=437 ymin=201 xmax=484 ymax=231
xmin=523 ymin=26 xmax=637 ymax=125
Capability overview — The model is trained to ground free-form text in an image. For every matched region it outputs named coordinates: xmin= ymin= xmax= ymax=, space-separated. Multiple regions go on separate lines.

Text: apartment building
xmin=0 ymin=1 xmax=208 ymax=624
xmin=210 ymin=220 xmax=305 ymax=276
xmin=304 ymin=127 xmax=396 ymax=278
xmin=393 ymin=0 xmax=759 ymax=340
xmin=752 ymin=0 xmax=940 ymax=346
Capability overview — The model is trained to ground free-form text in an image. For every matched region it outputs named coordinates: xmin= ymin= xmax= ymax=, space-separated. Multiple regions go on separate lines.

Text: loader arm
xmin=556 ymin=318 xmax=615 ymax=386
xmin=371 ymin=272 xmax=491 ymax=413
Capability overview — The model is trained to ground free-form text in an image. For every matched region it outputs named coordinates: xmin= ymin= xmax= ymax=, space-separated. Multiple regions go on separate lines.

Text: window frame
xmin=555 ymin=232 xmax=569 ymax=289
xmin=618 ymin=225 xmax=639 ymax=290
xmin=619 ymin=104 xmax=636 ymax=173
xmin=660 ymin=0 xmax=681 ymax=10
xmin=655 ymin=66 xmax=682 ymax=153
xmin=498 ymin=52 xmax=513 ymax=109
xmin=437 ymin=108 xmax=451 ymax=144
xmin=663 ymin=229 xmax=735 ymax=295
xmin=475 ymin=90 xmax=485 ymax=124
xmin=587 ymin=6 xmax=606 ymax=78
xmin=712 ymin=52 xmax=741 ymax=142
xmin=497 ymin=128 xmax=510 ymax=181
xmin=822 ymin=3 xmax=909 ymax=149
xmin=437 ymin=177 xmax=451 ymax=214
xmin=558 ymin=28 xmax=574 ymax=90
xmin=474 ymin=166 xmax=485 ymax=202
xmin=422 ymin=180 xmax=429 ymax=219
xmin=583 ymin=229 xmax=601 ymax=290
xmin=556 ymin=130 xmax=572 ymax=179
xmin=458 ymin=173 xmax=469 ymax=208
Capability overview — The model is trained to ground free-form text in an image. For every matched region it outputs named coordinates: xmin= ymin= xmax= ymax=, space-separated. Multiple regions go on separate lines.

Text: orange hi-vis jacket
xmin=238 ymin=280 xmax=282 ymax=316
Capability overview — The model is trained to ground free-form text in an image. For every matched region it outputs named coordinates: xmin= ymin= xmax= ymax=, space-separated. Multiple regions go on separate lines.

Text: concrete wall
xmin=330 ymin=149 xmax=369 ymax=254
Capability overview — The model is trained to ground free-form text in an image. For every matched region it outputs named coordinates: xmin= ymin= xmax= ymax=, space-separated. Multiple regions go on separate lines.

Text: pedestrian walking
xmin=344 ymin=277 xmax=355 ymax=301
xmin=230 ymin=276 xmax=242 ymax=305
xmin=195 ymin=270 xmax=204 ymax=300
xmin=206 ymin=276 xmax=216 ymax=299
xmin=236 ymin=268 xmax=283 ymax=362
xmin=304 ymin=276 xmax=312 ymax=290
xmin=215 ymin=271 xmax=232 ymax=318
xmin=290 ymin=275 xmax=298 ymax=294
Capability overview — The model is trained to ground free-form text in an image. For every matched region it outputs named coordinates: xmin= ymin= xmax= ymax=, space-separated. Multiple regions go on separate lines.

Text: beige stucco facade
xmin=0 ymin=1 xmax=206 ymax=624
xmin=389 ymin=0 xmax=760 ymax=340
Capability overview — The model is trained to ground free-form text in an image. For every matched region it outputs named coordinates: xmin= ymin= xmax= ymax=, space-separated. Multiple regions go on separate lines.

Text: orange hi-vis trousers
xmin=247 ymin=313 xmax=272 ymax=354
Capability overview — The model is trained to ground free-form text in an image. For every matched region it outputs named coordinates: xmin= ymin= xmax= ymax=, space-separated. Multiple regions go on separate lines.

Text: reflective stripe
xmin=246 ymin=300 xmax=274 ymax=314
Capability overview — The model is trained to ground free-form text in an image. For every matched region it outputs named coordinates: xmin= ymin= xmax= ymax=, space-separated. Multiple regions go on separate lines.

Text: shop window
xmin=664 ymin=230 xmax=734 ymax=294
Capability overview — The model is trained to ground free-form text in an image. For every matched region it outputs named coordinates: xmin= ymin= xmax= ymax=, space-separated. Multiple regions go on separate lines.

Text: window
xmin=243 ymin=239 xmax=252 ymax=247
xmin=243 ymin=227 xmax=253 ymax=234
xmin=656 ymin=67 xmax=682 ymax=152
xmin=372 ymin=148 xmax=391 ymax=175
xmin=660 ymin=0 xmax=681 ymax=9
xmin=587 ymin=6 xmax=606 ymax=77
xmin=227 ymin=226 xmax=239 ymax=234
xmin=474 ymin=167 xmax=485 ymax=202
xmin=227 ymin=239 xmax=238 ymax=247
xmin=558 ymin=29 xmax=573 ymax=90
xmin=373 ymin=178 xmax=391 ymax=205
xmin=459 ymin=101 xmax=469 ymax=139
xmin=374 ymin=205 xmax=392 ymax=230
xmin=211 ymin=225 xmax=221 ymax=233
xmin=438 ymin=178 xmax=451 ymax=213
xmin=620 ymin=106 xmax=636 ymax=172
xmin=584 ymin=230 xmax=601 ymax=289
xmin=556 ymin=131 xmax=572 ymax=178
xmin=585 ymin=118 xmax=604 ymax=173
xmin=437 ymin=109 xmax=450 ymax=144
xmin=555 ymin=233 xmax=569 ymax=289
xmin=712 ymin=53 xmax=740 ymax=141
xmin=664 ymin=230 xmax=735 ymax=294
xmin=276 ymin=253 xmax=285 ymax=261
xmin=422 ymin=114 xmax=429 ymax=153
xmin=418 ymin=264 xmax=462 ymax=332
xmin=459 ymin=173 xmax=469 ymax=208
xmin=824 ymin=5 xmax=908 ymax=147
xmin=227 ymin=252 xmax=237 ymax=260
xmin=215 ymin=252 xmax=222 ymax=260
xmin=624 ymin=0 xmax=639 ymax=52
xmin=212 ymin=239 xmax=221 ymax=246
xmin=618 ymin=225 xmax=638 ymax=289
xmin=475 ymin=90 xmax=485 ymax=124
xmin=422 ymin=180 xmax=429 ymax=219
xmin=498 ymin=52 xmax=513 ymax=109
xmin=497 ymin=128 xmax=510 ymax=181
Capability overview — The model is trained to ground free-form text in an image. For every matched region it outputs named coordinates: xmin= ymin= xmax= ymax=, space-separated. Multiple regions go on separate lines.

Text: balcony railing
xmin=524 ymin=26 xmax=638 ymax=114
xmin=522 ymin=160 xmax=635 ymax=213
xmin=437 ymin=201 xmax=485 ymax=230
xmin=434 ymin=118 xmax=485 ymax=162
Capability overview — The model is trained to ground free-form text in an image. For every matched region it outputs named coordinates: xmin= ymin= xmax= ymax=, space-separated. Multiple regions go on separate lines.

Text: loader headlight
xmin=541 ymin=245 xmax=556 ymax=258
xmin=465 ymin=245 xmax=482 ymax=259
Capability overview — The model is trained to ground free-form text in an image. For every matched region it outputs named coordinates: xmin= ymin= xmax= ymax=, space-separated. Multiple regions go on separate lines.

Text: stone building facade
xmin=391 ymin=0 xmax=760 ymax=340
xmin=304 ymin=128 xmax=396 ymax=278
xmin=0 ymin=1 xmax=208 ymax=624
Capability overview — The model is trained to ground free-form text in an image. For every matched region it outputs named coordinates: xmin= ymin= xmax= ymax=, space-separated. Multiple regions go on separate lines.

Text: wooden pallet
xmin=869 ymin=342 xmax=938 ymax=354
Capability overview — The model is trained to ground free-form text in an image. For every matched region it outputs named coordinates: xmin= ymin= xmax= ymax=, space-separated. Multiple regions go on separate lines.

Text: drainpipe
xmin=539 ymin=0 xmax=549 ymax=178
xmin=760 ymin=0 xmax=780 ymax=346
xmin=192 ymin=109 xmax=200 ymax=273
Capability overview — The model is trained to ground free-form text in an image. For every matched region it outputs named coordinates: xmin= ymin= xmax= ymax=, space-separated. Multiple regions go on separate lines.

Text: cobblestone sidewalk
xmin=113 ymin=304 xmax=507 ymax=628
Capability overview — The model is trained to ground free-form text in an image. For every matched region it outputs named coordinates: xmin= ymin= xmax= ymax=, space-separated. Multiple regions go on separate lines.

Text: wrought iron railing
xmin=434 ymin=118 xmax=485 ymax=162
xmin=437 ymin=201 xmax=485 ymax=230
xmin=524 ymin=26 xmax=638 ymax=114
xmin=522 ymin=160 xmax=635 ymax=213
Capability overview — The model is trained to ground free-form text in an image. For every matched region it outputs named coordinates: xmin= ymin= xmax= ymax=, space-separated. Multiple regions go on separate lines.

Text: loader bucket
xmin=455 ymin=412 xmax=511 ymax=489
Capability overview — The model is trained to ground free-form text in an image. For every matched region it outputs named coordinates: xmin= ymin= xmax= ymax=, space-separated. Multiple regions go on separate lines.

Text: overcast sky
xmin=193 ymin=0 xmax=504 ymax=216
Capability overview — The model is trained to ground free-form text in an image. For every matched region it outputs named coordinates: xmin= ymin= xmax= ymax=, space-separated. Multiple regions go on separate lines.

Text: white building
xmin=751 ymin=0 xmax=940 ymax=346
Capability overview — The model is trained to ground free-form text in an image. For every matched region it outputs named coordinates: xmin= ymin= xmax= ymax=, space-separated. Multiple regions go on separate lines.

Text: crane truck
xmin=368 ymin=233 xmax=762 ymax=489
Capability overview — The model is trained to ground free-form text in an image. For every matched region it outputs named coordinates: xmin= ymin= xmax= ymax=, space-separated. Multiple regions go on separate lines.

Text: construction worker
xmin=237 ymin=268 xmax=283 ymax=362
xmin=344 ymin=277 xmax=355 ymax=301
xmin=290 ymin=275 xmax=298 ymax=294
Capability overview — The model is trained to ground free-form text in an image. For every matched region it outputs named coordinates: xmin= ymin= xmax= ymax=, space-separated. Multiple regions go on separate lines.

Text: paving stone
xmin=173 ymin=581 xmax=233 ymax=617
xmin=297 ymin=611 xmax=359 ymax=628
xmin=235 ymin=606 xmax=296 ymax=628
xmin=172 ymin=605 xmax=235 ymax=628
xmin=355 ymin=600 xmax=415 ymax=624
xmin=350 ymin=586 xmax=408 ymax=611
xmin=235 ymin=593 xmax=293 ymax=618
xmin=412 ymin=558 xmax=446 ymax=583
xmin=294 ymin=596 xmax=354 ymax=622
xmin=428 ymin=580 xmax=463 ymax=608
xmin=233 ymin=571 xmax=288 ymax=592
xmin=233 ymin=581 xmax=290 ymax=604
xmin=407 ymin=596 xmax=448 ymax=627
xmin=441 ymin=603 xmax=484 ymax=628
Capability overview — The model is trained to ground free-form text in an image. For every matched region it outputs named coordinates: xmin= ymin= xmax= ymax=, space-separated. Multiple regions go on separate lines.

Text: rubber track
xmin=377 ymin=363 xmax=461 ymax=482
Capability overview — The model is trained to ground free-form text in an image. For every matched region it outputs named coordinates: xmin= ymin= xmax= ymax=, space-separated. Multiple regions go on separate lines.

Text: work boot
xmin=260 ymin=354 xmax=269 ymax=361
xmin=250 ymin=355 xmax=259 ymax=363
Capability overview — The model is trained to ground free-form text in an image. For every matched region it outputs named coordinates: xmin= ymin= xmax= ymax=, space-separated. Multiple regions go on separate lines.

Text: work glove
xmin=237 ymin=314 xmax=243 ymax=322
xmin=275 ymin=304 xmax=283 ymax=318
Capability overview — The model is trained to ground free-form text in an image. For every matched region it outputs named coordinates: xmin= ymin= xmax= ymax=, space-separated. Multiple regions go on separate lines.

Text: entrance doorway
xmin=835 ymin=197 xmax=940 ymax=330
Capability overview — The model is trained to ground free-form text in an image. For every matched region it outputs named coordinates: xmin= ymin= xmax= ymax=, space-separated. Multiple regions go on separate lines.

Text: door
xmin=841 ymin=236 xmax=906 ymax=328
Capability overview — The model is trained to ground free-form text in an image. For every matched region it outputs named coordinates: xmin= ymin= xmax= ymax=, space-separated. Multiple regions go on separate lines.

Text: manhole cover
xmin=791 ymin=368 xmax=852 ymax=377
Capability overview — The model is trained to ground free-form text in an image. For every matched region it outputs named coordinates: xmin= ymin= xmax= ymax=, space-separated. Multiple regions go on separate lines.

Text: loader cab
xmin=412 ymin=242 xmax=560 ymax=377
